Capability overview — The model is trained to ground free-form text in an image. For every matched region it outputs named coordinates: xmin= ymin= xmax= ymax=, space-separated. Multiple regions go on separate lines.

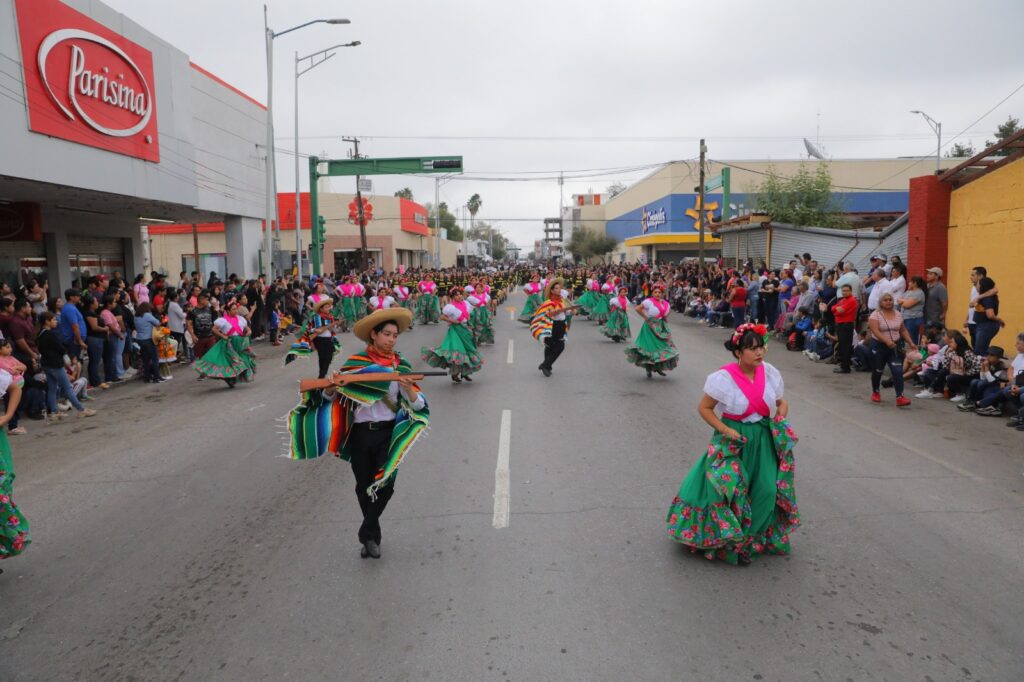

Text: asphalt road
xmin=1 ymin=295 xmax=1021 ymax=681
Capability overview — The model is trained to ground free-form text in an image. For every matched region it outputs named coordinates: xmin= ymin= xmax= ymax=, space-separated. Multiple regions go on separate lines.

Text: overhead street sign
xmin=324 ymin=156 xmax=463 ymax=176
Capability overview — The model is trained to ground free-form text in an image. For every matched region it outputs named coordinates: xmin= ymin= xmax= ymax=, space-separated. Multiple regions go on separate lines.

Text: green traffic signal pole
xmin=307 ymin=155 xmax=463 ymax=276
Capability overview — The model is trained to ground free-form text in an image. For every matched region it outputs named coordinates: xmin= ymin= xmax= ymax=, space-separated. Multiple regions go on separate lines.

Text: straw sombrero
xmin=543 ymin=277 xmax=564 ymax=300
xmin=353 ymin=307 xmax=413 ymax=342
xmin=313 ymin=295 xmax=334 ymax=310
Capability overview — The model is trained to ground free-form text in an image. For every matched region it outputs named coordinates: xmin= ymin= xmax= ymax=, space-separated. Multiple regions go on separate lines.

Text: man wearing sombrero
xmin=287 ymin=306 xmax=429 ymax=560
xmin=531 ymin=277 xmax=572 ymax=377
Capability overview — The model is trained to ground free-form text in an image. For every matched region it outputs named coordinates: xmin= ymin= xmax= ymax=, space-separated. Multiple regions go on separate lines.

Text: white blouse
xmin=368 ymin=295 xmax=395 ymax=310
xmin=442 ymin=303 xmax=469 ymax=322
xmin=213 ymin=315 xmax=249 ymax=335
xmin=640 ymin=298 xmax=669 ymax=319
xmin=0 ymin=369 xmax=11 ymax=399
xmin=703 ymin=362 xmax=784 ymax=423
xmin=609 ymin=296 xmax=629 ymax=310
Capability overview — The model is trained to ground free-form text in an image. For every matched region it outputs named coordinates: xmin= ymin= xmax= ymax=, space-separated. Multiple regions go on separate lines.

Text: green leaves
xmin=754 ymin=163 xmax=847 ymax=229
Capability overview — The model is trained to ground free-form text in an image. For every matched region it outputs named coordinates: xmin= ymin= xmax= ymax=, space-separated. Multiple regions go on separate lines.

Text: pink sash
xmin=339 ymin=284 xmax=354 ymax=297
xmin=616 ymin=295 xmax=629 ymax=310
xmin=224 ymin=315 xmax=244 ymax=337
xmin=452 ymin=301 xmax=469 ymax=322
xmin=589 ymin=281 xmax=601 ymax=292
xmin=395 ymin=287 xmax=408 ymax=300
xmin=525 ymin=283 xmax=541 ymax=294
xmin=719 ymin=363 xmax=770 ymax=421
xmin=649 ymin=298 xmax=669 ymax=319
xmin=375 ymin=297 xmax=386 ymax=310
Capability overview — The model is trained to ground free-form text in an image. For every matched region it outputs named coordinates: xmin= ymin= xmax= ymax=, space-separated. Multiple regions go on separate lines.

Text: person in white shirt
xmin=887 ymin=264 xmax=907 ymax=303
xmin=422 ymin=288 xmax=482 ymax=383
xmin=866 ymin=269 xmax=891 ymax=311
xmin=625 ymin=285 xmax=679 ymax=378
xmin=301 ymin=307 xmax=428 ymax=560
xmin=368 ymin=289 xmax=396 ymax=312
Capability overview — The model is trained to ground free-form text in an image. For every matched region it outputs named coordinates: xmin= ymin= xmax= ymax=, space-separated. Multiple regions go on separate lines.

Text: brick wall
xmin=906 ymin=175 xmax=951 ymax=276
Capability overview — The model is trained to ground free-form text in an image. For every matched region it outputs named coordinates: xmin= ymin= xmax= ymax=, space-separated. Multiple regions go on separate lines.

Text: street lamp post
xmin=264 ymin=6 xmax=350 ymax=280
xmin=910 ymin=110 xmax=942 ymax=172
xmin=294 ymin=41 xmax=360 ymax=281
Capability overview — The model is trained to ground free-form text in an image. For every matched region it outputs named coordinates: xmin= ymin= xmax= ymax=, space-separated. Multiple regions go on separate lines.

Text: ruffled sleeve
xmin=703 ymin=369 xmax=733 ymax=404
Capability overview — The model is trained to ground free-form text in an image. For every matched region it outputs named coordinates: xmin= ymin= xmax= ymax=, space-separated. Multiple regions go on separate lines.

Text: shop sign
xmin=14 ymin=0 xmax=160 ymax=162
xmin=640 ymin=205 xmax=666 ymax=234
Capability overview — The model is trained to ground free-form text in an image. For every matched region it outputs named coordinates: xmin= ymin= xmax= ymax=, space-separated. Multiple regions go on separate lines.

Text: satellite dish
xmin=804 ymin=138 xmax=826 ymax=160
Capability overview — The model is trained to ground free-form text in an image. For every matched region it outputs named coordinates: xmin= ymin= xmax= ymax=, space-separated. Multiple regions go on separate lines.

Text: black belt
xmin=354 ymin=420 xmax=395 ymax=431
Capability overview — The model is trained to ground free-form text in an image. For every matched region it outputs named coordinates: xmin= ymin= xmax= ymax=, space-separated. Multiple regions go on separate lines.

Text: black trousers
xmin=540 ymin=320 xmax=566 ymax=370
xmin=313 ymin=335 xmax=334 ymax=378
xmin=348 ymin=423 xmax=396 ymax=544
xmin=836 ymin=322 xmax=854 ymax=371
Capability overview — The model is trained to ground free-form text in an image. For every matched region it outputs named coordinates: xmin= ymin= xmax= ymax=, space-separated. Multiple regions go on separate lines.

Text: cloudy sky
xmin=104 ymin=0 xmax=1024 ymax=248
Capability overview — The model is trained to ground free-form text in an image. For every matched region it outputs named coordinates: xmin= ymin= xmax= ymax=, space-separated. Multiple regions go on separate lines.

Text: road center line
xmin=493 ymin=409 xmax=512 ymax=529
xmin=507 ymin=338 xmax=514 ymax=364
xmin=509 ymin=308 xmax=515 ymax=320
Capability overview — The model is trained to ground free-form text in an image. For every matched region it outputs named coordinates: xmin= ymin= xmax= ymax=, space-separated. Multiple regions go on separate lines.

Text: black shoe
xmin=360 ymin=540 xmax=381 ymax=559
xmin=541 ymin=367 xmax=551 ymax=377
xmin=463 ymin=375 xmax=473 ymax=382
xmin=225 ymin=378 xmax=237 ymax=388
xmin=833 ymin=368 xmax=851 ymax=374
xmin=656 ymin=370 xmax=666 ymax=377
xmin=646 ymin=368 xmax=653 ymax=379
xmin=451 ymin=375 xmax=462 ymax=383
xmin=957 ymin=402 xmax=977 ymax=412
xmin=737 ymin=554 xmax=752 ymax=566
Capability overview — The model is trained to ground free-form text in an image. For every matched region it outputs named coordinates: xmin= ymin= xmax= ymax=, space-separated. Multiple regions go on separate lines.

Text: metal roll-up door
xmin=68 ymin=235 xmax=125 ymax=281
xmin=69 ymin=236 xmax=124 ymax=256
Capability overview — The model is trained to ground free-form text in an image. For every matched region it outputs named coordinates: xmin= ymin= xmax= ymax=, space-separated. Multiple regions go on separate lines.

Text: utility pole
xmin=698 ymin=138 xmax=707 ymax=270
xmin=434 ymin=178 xmax=440 ymax=269
xmin=343 ymin=137 xmax=369 ymax=272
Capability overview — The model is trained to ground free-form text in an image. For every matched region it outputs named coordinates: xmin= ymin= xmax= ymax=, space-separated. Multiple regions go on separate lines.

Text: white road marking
xmin=510 ymin=309 xmax=515 ymax=320
xmin=507 ymin=338 xmax=514 ymax=364
xmin=493 ymin=409 xmax=512 ymax=529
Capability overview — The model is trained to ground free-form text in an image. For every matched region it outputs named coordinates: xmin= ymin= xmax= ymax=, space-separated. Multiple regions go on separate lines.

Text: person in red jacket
xmin=830 ymin=284 xmax=858 ymax=373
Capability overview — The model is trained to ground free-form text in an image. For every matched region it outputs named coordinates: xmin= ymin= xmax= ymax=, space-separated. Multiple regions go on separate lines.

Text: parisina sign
xmin=14 ymin=0 xmax=160 ymax=161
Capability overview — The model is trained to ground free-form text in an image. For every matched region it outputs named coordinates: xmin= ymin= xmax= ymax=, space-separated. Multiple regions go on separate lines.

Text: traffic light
xmin=362 ymin=199 xmax=373 ymax=222
xmin=348 ymin=201 xmax=359 ymax=223
xmin=317 ymin=216 xmax=327 ymax=243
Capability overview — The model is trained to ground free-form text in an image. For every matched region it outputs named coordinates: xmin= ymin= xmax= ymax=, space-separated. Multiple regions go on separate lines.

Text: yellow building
xmin=945 ymin=154 xmax=1024 ymax=347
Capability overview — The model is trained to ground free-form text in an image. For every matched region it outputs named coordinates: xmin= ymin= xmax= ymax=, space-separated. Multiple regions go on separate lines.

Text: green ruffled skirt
xmin=601 ymin=307 xmax=632 ymax=342
xmin=666 ymin=417 xmax=800 ymax=564
xmin=518 ymin=293 xmax=542 ymax=323
xmin=421 ymin=323 xmax=482 ymax=376
xmin=471 ymin=306 xmax=495 ymax=345
xmin=577 ymin=290 xmax=597 ymax=314
xmin=0 ymin=430 xmax=30 ymax=560
xmin=194 ymin=336 xmax=256 ymax=380
xmin=624 ymin=318 xmax=678 ymax=371
xmin=588 ymin=293 xmax=611 ymax=323
xmin=417 ymin=293 xmax=441 ymax=324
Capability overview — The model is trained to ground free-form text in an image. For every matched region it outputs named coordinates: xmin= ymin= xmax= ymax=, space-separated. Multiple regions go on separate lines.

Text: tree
xmin=425 ymin=202 xmax=463 ymax=242
xmin=754 ymin=163 xmax=847 ymax=228
xmin=394 ymin=187 xmax=414 ymax=200
xmin=566 ymin=228 xmax=618 ymax=262
xmin=945 ymin=142 xmax=975 ymax=158
xmin=984 ymin=115 xmax=1020 ymax=156
xmin=606 ymin=181 xmax=627 ymax=198
xmin=466 ymin=193 xmax=482 ymax=246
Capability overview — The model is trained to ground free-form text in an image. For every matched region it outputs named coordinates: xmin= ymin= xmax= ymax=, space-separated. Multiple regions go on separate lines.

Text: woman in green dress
xmin=194 ymin=298 xmax=256 ymax=388
xmin=517 ymin=273 xmax=544 ymax=324
xmin=601 ymin=285 xmax=633 ymax=343
xmin=421 ymin=288 xmax=483 ymax=383
xmin=665 ymin=323 xmax=799 ymax=565
xmin=588 ymin=280 xmax=612 ymax=324
xmin=624 ymin=285 xmax=679 ymax=378
xmin=0 ymin=370 xmax=30 ymax=569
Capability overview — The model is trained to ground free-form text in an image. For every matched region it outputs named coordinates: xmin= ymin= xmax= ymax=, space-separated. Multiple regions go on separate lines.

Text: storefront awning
xmin=623 ymin=232 xmax=721 ymax=247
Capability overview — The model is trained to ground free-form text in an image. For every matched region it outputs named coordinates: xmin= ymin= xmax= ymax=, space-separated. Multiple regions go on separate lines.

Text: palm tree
xmin=467 ymin=193 xmax=483 ymax=252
